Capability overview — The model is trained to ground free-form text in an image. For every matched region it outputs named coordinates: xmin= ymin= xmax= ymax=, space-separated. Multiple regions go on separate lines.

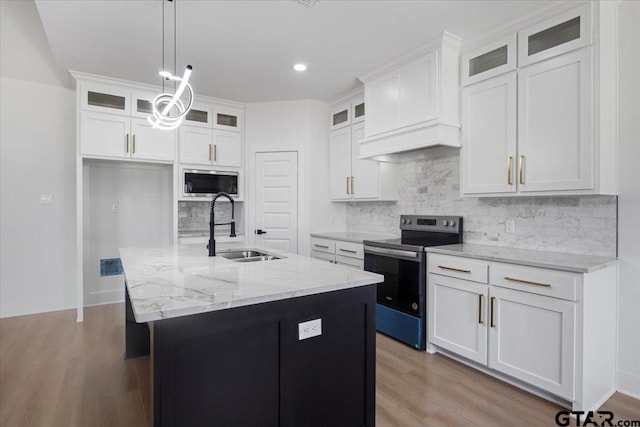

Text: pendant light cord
xmin=162 ymin=0 xmax=165 ymax=93
xmin=174 ymin=0 xmax=177 ymax=91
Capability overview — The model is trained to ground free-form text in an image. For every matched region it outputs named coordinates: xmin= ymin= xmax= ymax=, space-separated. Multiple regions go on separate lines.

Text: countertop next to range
xmin=120 ymin=244 xmax=383 ymax=323
xmin=310 ymin=231 xmax=397 ymax=244
xmin=427 ymin=243 xmax=618 ymax=274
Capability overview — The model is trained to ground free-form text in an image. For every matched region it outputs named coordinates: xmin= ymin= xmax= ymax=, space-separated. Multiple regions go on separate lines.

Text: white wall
xmin=0 ymin=1 xmax=76 ymax=317
xmin=83 ymin=161 xmax=173 ymax=306
xmin=244 ymin=100 xmax=346 ymax=256
xmin=616 ymin=0 xmax=640 ymax=398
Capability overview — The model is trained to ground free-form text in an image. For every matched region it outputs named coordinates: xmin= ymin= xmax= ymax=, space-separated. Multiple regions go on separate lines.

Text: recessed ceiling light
xmin=293 ymin=63 xmax=307 ymax=72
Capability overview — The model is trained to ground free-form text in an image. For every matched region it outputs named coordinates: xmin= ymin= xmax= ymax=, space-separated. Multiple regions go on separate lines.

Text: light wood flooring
xmin=1 ymin=303 xmax=638 ymax=427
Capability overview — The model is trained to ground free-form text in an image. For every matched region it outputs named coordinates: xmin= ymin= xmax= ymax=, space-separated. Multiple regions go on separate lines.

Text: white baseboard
xmin=617 ymin=370 xmax=640 ymax=399
xmin=0 ymin=296 xmax=76 ymax=319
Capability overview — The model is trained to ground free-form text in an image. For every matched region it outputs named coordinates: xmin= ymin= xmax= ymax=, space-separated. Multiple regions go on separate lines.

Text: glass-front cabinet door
xmin=517 ymin=2 xmax=591 ymax=67
xmin=81 ymin=84 xmax=131 ymax=115
xmin=330 ymin=102 xmax=351 ymax=131
xmin=184 ymin=102 xmax=213 ymax=128
xmin=131 ymin=90 xmax=158 ymax=119
xmin=462 ymin=35 xmax=516 ymax=86
xmin=213 ymin=105 xmax=243 ymax=132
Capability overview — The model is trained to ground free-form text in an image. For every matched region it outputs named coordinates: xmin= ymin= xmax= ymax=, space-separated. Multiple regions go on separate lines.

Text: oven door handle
xmin=364 ymin=245 xmax=422 ymax=262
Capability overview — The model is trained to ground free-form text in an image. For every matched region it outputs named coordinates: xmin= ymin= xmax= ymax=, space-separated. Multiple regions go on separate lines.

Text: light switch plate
xmin=298 ymin=318 xmax=322 ymax=340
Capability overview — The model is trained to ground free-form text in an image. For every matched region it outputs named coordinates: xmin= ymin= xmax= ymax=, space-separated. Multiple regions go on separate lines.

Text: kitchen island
xmin=120 ymin=244 xmax=383 ymax=427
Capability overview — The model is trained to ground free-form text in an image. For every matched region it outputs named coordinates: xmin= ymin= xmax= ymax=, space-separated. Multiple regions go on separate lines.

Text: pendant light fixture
xmin=148 ymin=0 xmax=194 ymax=130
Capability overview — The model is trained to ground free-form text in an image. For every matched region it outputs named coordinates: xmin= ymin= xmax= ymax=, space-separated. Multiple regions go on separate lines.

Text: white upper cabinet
xmin=518 ymin=49 xmax=592 ymax=193
xmin=329 ymin=127 xmax=352 ymax=200
xmin=212 ymin=130 xmax=242 ymax=167
xmin=517 ymin=2 xmax=591 ymax=68
xmin=461 ymin=72 xmax=517 ymax=195
xmin=329 ymin=121 xmax=397 ymax=201
xmin=80 ymin=112 xmax=131 ymax=158
xmin=358 ymin=32 xmax=461 ymax=159
xmin=460 ymin=1 xmax=619 ymax=197
xmin=130 ymin=118 xmax=176 ymax=162
xmin=180 ymin=127 xmax=242 ymax=168
xmin=78 ymin=82 xmax=176 ymax=162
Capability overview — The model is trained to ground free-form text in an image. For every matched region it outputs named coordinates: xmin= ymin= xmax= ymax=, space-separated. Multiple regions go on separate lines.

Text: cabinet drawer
xmin=490 ymin=263 xmax=578 ymax=301
xmin=311 ymin=250 xmax=335 ymax=263
xmin=336 ymin=255 xmax=363 ymax=270
xmin=335 ymin=241 xmax=364 ymax=260
xmin=428 ymin=254 xmax=488 ymax=284
xmin=310 ymin=238 xmax=336 ymax=254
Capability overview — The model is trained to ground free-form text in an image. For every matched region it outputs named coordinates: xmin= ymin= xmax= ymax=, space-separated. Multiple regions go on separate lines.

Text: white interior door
xmin=255 ymin=152 xmax=298 ymax=253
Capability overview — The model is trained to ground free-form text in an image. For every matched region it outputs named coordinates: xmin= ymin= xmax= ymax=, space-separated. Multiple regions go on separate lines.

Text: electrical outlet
xmin=298 ymin=318 xmax=322 ymax=340
xmin=505 ymin=219 xmax=515 ymax=234
xmin=39 ymin=194 xmax=53 ymax=205
xmin=112 ymin=203 xmax=119 ymax=213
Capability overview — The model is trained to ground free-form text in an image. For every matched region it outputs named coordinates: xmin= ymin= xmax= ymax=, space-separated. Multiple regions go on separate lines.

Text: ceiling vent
xmin=296 ymin=0 xmax=319 ymax=7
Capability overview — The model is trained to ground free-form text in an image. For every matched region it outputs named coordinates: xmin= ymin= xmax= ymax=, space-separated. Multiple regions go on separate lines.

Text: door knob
xmin=256 ymin=229 xmax=267 ymax=235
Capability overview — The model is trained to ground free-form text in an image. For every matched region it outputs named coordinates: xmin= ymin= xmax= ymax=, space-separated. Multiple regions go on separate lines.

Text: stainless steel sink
xmin=219 ymin=249 xmax=281 ymax=262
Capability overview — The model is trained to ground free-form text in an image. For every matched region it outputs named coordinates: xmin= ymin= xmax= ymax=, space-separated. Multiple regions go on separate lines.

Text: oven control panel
xmin=400 ymin=215 xmax=462 ymax=233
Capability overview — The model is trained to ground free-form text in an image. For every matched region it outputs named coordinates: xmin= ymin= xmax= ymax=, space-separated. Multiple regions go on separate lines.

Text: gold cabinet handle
xmin=314 ymin=244 xmax=329 ymax=249
xmin=339 ymin=248 xmax=357 ymax=254
xmin=490 ymin=297 xmax=496 ymax=328
xmin=507 ymin=156 xmax=513 ymax=185
xmin=209 ymin=144 xmax=212 ymax=161
xmin=350 ymin=176 xmax=354 ymax=195
xmin=213 ymin=144 xmax=217 ymax=161
xmin=437 ymin=265 xmax=471 ymax=273
xmin=519 ymin=155 xmax=525 ymax=184
xmin=132 ymin=134 xmax=136 ymax=154
xmin=125 ymin=133 xmax=129 ymax=153
xmin=478 ymin=294 xmax=484 ymax=325
xmin=504 ymin=276 xmax=551 ymax=288
xmin=346 ymin=177 xmax=351 ymax=195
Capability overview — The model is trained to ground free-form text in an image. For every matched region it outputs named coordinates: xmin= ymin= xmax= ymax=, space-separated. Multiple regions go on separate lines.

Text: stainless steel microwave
xmin=182 ymin=169 xmax=239 ymax=198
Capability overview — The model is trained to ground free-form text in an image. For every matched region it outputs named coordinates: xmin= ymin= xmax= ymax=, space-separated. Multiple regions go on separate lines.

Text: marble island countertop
xmin=120 ymin=244 xmax=383 ymax=323
xmin=426 ymin=243 xmax=618 ymax=273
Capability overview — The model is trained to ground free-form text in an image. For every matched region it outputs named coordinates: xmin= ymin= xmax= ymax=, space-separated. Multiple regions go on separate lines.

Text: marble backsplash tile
xmin=178 ymin=201 xmax=233 ymax=234
xmin=346 ymin=147 xmax=617 ymax=257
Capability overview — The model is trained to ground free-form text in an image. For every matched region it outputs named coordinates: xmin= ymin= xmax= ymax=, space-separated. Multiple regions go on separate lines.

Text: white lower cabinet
xmin=310 ymin=237 xmax=364 ymax=269
xmin=488 ymin=286 xmax=575 ymax=400
xmin=427 ymin=252 xmax=616 ymax=411
xmin=428 ymin=273 xmax=488 ymax=364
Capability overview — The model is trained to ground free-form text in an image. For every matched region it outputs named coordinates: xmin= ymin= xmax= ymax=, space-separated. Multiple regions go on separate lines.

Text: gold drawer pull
xmin=339 ymin=248 xmax=357 ymax=254
xmin=507 ymin=156 xmax=513 ymax=185
xmin=504 ymin=276 xmax=551 ymax=288
xmin=314 ymin=244 xmax=329 ymax=249
xmin=437 ymin=265 xmax=471 ymax=273
xmin=346 ymin=177 xmax=351 ymax=195
xmin=478 ymin=294 xmax=484 ymax=325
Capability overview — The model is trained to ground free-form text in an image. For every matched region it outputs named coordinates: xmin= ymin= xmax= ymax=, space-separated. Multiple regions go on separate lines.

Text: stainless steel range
xmin=364 ymin=215 xmax=463 ymax=350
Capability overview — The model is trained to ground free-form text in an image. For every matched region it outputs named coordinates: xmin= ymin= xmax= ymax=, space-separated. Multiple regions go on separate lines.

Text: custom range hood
xmin=357 ymin=32 xmax=461 ymax=160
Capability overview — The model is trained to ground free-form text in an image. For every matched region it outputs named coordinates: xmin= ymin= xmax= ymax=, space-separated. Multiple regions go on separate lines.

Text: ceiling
xmin=35 ymin=0 xmax=556 ymax=103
